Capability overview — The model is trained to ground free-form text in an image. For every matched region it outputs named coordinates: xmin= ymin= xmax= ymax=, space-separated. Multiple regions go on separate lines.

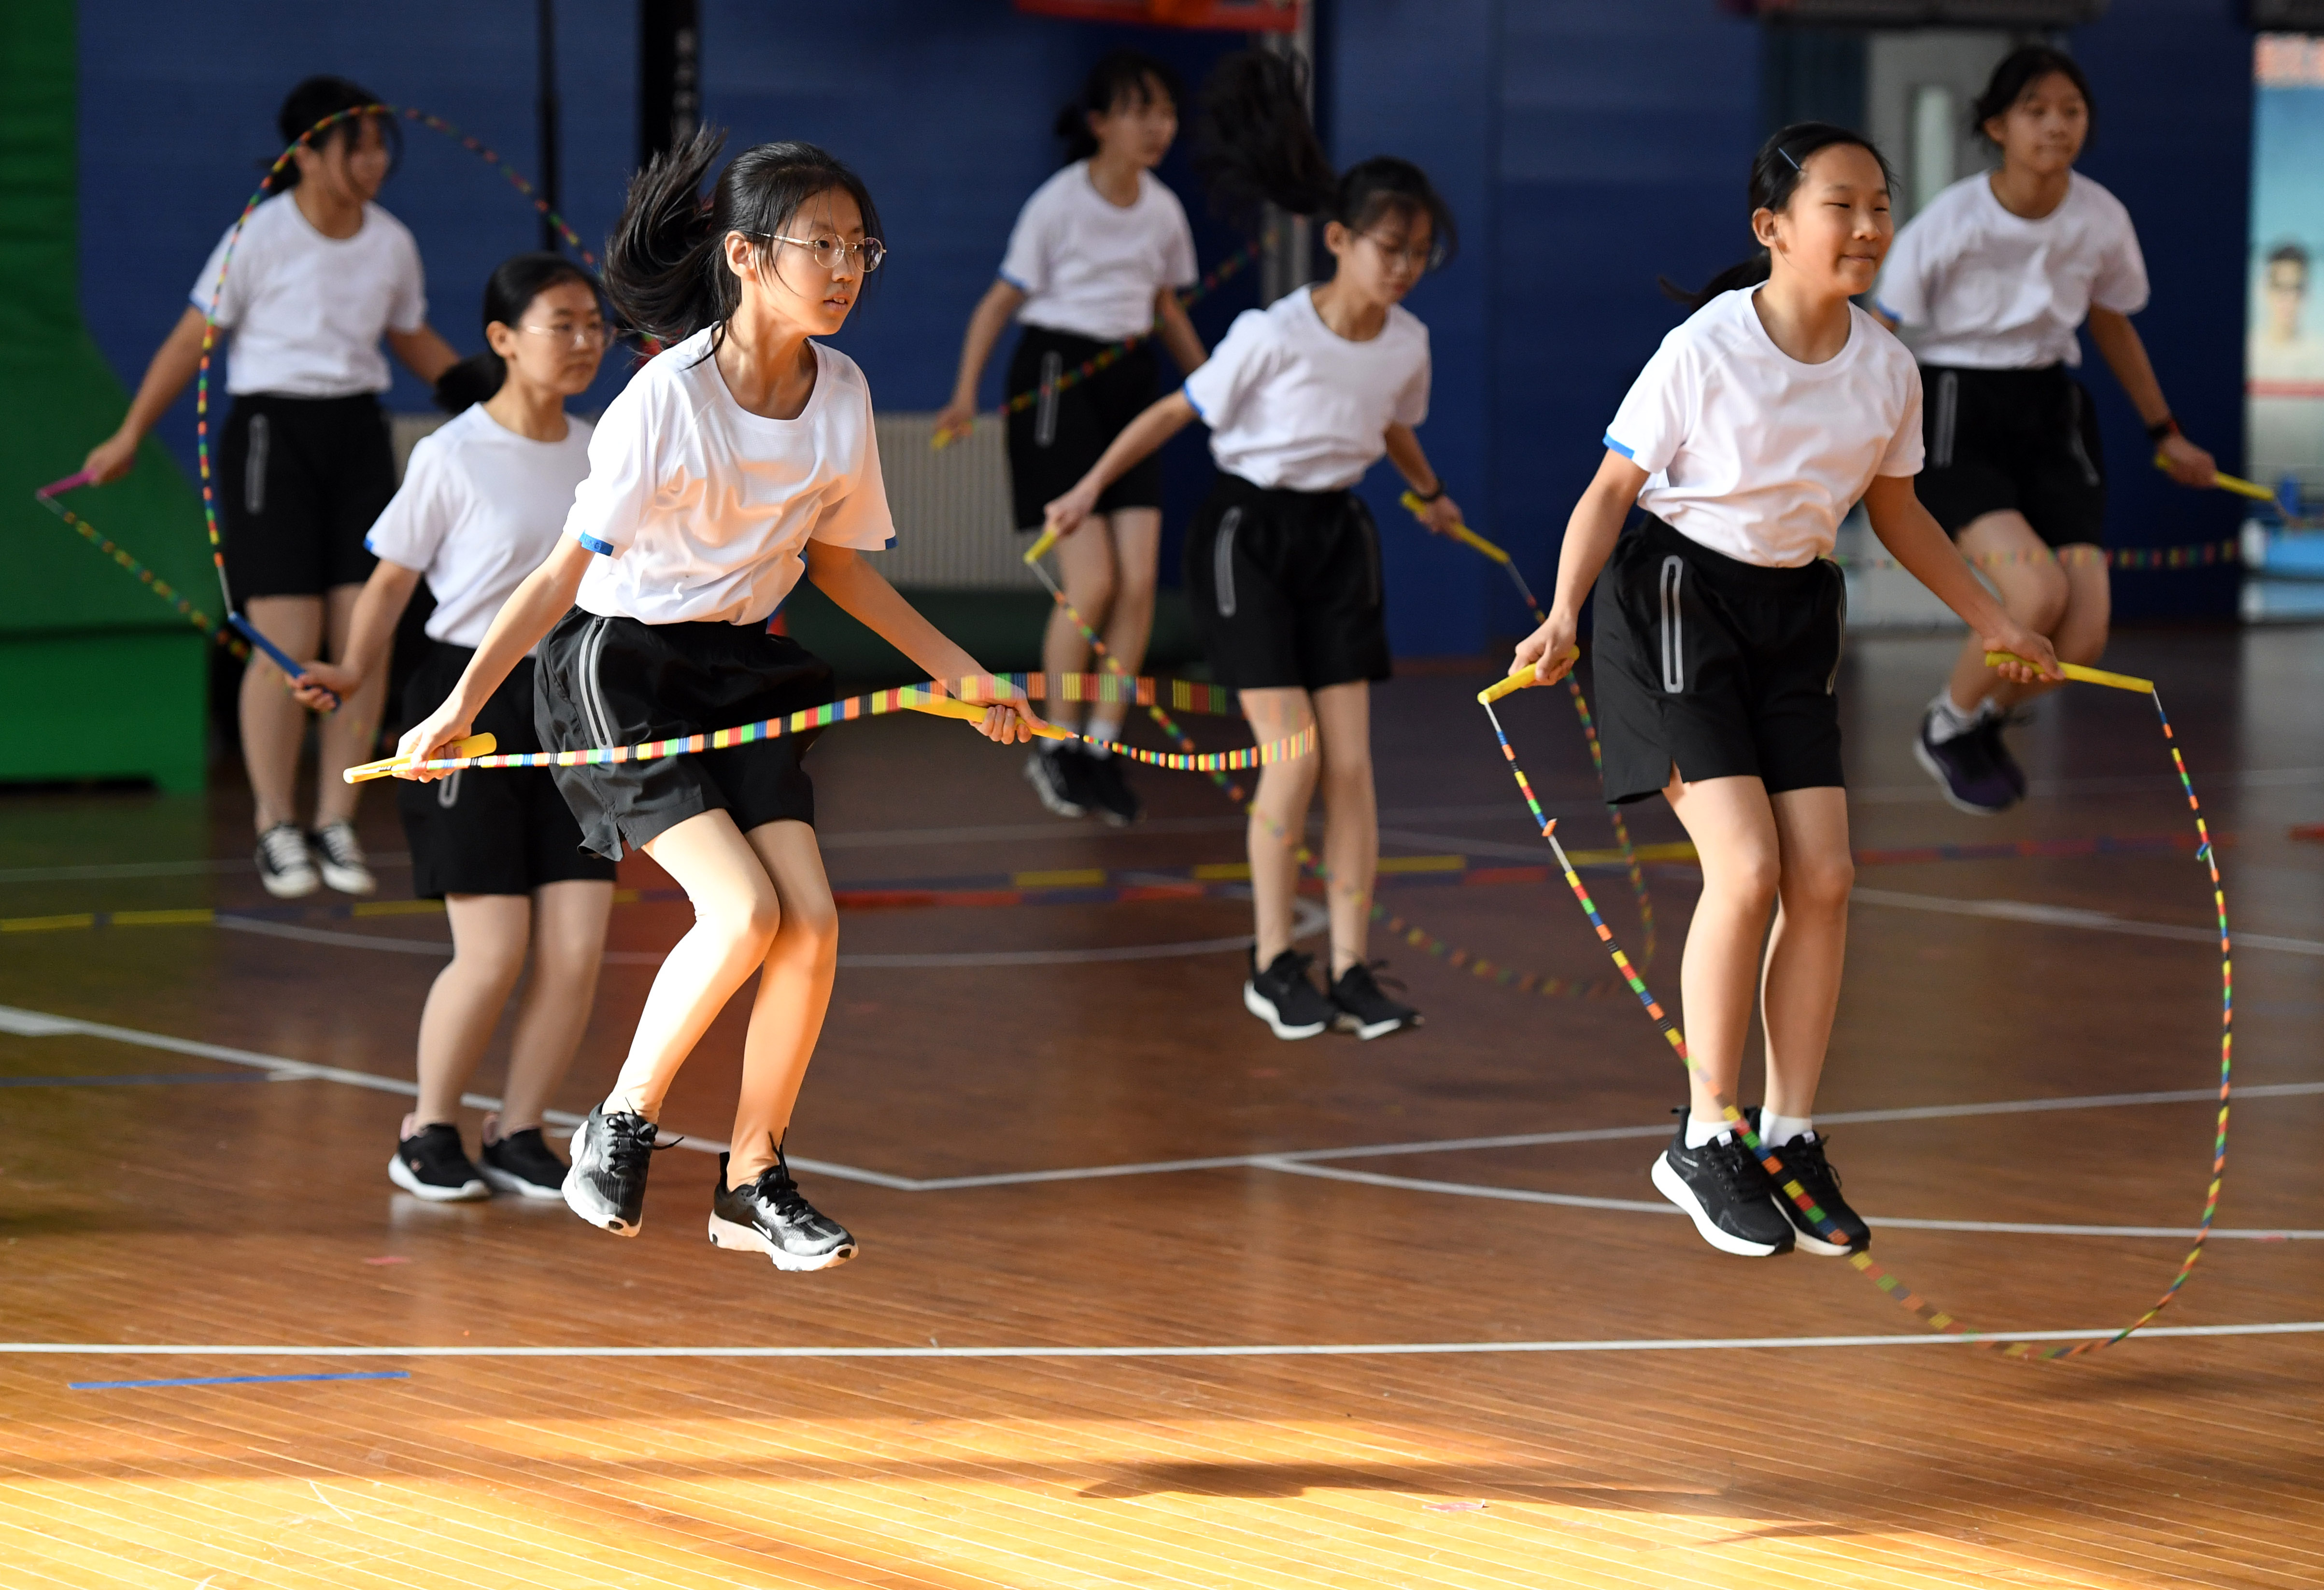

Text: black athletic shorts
xmin=218 ymin=393 xmax=394 ymax=600
xmin=1591 ymin=515 xmax=1847 ymax=805
xmin=1182 ymin=473 xmax=1393 ymax=694
xmin=534 ymin=610 xmax=833 ymax=861
xmin=1006 ymin=326 xmax=1164 ymax=531
xmin=396 ymin=642 xmax=618 ymax=899
xmin=1917 ymin=363 xmax=2107 ymax=549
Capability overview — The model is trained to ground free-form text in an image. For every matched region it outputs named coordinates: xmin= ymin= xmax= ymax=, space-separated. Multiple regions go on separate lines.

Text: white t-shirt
xmin=1180 ymin=287 xmax=1431 ymax=492
xmin=1876 ymin=172 xmax=2148 ymax=370
xmin=999 ymin=163 xmax=1199 ymax=342
xmin=566 ymin=328 xmax=895 ymax=626
xmin=1605 ymin=288 xmax=1924 ymax=568
xmin=364 ymin=405 xmax=594 ymax=649
xmin=190 ymin=193 xmax=427 ymax=398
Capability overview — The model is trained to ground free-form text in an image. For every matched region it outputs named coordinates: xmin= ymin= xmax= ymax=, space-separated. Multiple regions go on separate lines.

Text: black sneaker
xmin=1244 ymin=948 xmax=1335 ymax=1039
xmin=1024 ymin=745 xmax=1089 ymax=819
xmin=1330 ymin=960 xmax=1421 ymax=1039
xmin=255 ymin=822 xmax=320 ymax=899
xmin=1913 ymin=707 xmax=2017 ymax=815
xmin=1649 ymin=1109 xmax=1796 ymax=1257
xmin=1745 ymin=1110 xmax=1869 ymax=1257
xmin=1078 ymin=749 xmax=1143 ymax=827
xmin=478 ymin=1118 xmax=569 ymax=1201
xmin=312 ymin=820 xmax=377 ymax=895
xmin=707 ymin=1147 xmax=857 ymax=1271
xmin=562 ymin=1106 xmax=663 ymax=1236
xmin=387 ymin=1122 xmax=488 ymax=1203
xmin=1978 ymin=707 xmax=2028 ymax=800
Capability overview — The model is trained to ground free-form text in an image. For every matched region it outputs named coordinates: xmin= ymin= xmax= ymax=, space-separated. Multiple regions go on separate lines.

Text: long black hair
xmin=1972 ymin=45 xmax=2096 ymax=147
xmin=269 ymin=75 xmax=397 ymax=192
xmin=1658 ymin=122 xmax=1895 ymax=310
xmin=433 ymin=252 xmax=600 ymax=414
xmin=602 ymin=128 xmax=884 ymax=358
xmin=1055 ymin=49 xmax=1183 ymax=165
xmin=1194 ymin=49 xmax=1457 ymax=270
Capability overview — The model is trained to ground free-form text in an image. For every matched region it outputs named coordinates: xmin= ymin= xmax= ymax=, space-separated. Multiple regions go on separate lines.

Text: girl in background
xmin=1876 ymin=47 xmax=2214 ymax=814
xmin=1043 ymin=50 xmax=1458 ymax=1043
xmin=397 ymin=133 xmax=1039 ymax=1270
xmin=297 ymin=254 xmax=615 ymax=1204
xmin=84 ymin=75 xmax=459 ymax=897
xmin=1516 ymin=126 xmax=2057 ymax=1259
xmin=935 ymin=50 xmax=1207 ymax=826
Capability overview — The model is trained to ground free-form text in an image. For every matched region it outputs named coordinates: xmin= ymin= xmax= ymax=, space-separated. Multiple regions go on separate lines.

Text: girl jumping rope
xmin=935 ymin=50 xmax=1208 ymax=826
xmin=296 ymin=254 xmax=617 ymax=1203
xmin=1876 ymin=47 xmax=2215 ymax=813
xmin=1515 ymin=125 xmax=2059 ymax=1258
xmin=1043 ymin=49 xmax=1459 ymax=1042
xmin=397 ymin=134 xmax=1039 ymax=1268
xmin=83 ymin=76 xmax=460 ymax=898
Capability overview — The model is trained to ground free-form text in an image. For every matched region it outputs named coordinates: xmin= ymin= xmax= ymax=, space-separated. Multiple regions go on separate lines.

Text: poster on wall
xmin=2248 ymin=36 xmax=2324 ymax=499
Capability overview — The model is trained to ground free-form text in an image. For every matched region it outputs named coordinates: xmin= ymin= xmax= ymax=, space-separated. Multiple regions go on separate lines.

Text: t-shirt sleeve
xmin=1160 ymin=190 xmax=1199 ymax=290
xmin=362 ymin=433 xmax=454 ymax=572
xmin=2089 ymin=205 xmax=2151 ymax=317
xmin=1873 ymin=217 xmax=1931 ymax=327
xmin=188 ymin=221 xmax=244 ymax=327
xmin=996 ymin=186 xmax=1054 ymax=296
xmin=1180 ymin=309 xmax=1275 ymax=430
xmin=1392 ymin=336 xmax=1431 ymax=429
xmin=1877 ymin=355 xmax=1926 ymax=477
xmin=1602 ymin=333 xmax=1692 ymax=474
xmin=385 ymin=220 xmax=427 ymax=334
xmin=808 ymin=383 xmax=897 ymax=552
xmin=563 ymin=378 xmax=662 ymax=557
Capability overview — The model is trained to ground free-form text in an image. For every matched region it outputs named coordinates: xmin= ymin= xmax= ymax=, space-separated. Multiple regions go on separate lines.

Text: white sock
xmin=1683 ymin=1109 xmax=1727 ymax=1150
xmin=1759 ymin=1110 xmax=1813 ymax=1148
xmin=1085 ymin=714 xmax=1122 ymax=751
xmin=1925 ymin=690 xmax=1981 ymax=743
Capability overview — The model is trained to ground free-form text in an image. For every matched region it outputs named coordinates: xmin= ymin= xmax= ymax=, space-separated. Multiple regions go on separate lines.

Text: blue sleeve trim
xmin=1872 ymin=300 xmax=1902 ymax=322
xmin=1182 ymin=380 xmax=1211 ymax=423
xmin=997 ymin=270 xmax=1032 ymax=292
xmin=880 ymin=534 xmax=896 ymax=550
xmin=362 ymin=536 xmax=377 ymax=554
xmin=1602 ymin=433 xmax=1635 ymax=460
xmin=576 ymin=532 xmax=615 ymax=557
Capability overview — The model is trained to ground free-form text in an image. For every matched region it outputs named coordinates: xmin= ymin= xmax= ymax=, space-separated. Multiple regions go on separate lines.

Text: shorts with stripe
xmin=1005 ymin=326 xmax=1164 ymax=531
xmin=533 ymin=609 xmax=833 ymax=861
xmin=218 ymin=393 xmax=393 ymax=600
xmin=1181 ymin=473 xmax=1392 ymax=694
xmin=1590 ymin=514 xmax=1846 ymax=805
xmin=1916 ymin=363 xmax=2107 ymax=549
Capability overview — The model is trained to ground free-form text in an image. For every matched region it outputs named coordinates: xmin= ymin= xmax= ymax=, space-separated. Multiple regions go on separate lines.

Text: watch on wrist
xmin=1414 ymin=481 xmax=1446 ymax=503
xmin=2145 ymin=414 xmax=2181 ymax=443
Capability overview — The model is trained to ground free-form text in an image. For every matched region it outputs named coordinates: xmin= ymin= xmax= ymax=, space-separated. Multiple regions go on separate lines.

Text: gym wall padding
xmin=1 ymin=0 xmax=208 ymax=790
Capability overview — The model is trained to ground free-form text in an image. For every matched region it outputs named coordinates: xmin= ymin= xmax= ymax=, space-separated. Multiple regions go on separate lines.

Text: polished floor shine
xmin=1 ymin=629 xmax=2319 ymax=1590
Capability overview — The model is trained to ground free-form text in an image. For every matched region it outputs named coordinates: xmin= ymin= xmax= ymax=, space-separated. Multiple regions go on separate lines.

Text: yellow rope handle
xmin=1476 ymin=651 xmax=1580 ymax=705
xmin=1398 ymin=490 xmax=1512 ymax=564
xmin=345 ymin=734 xmax=497 ymax=784
xmin=1022 ymin=526 xmax=1061 ymax=566
xmin=1982 ymin=652 xmax=2154 ymax=694
xmin=905 ymin=694 xmax=1073 ymax=739
xmin=2155 ymin=452 xmax=2276 ymax=503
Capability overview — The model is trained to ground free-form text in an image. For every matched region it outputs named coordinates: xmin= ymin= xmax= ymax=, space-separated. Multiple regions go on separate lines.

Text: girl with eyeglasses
xmin=293 ymin=253 xmax=617 ymax=1205
xmin=935 ymin=49 xmax=1208 ymax=828
xmin=394 ymin=133 xmax=1040 ymax=1270
xmin=82 ymin=76 xmax=461 ymax=902
xmin=1042 ymin=49 xmax=1461 ymax=1044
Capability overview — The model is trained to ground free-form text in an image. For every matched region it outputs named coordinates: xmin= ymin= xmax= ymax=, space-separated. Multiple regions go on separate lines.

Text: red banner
xmin=1013 ymin=0 xmax=1301 ymax=31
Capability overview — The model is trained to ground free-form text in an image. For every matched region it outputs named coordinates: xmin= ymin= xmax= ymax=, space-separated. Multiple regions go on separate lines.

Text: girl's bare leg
xmin=239 ymin=593 xmax=324 ymax=832
xmin=1238 ymin=686 xmax=1320 ymax=966
xmin=494 ymin=878 xmax=615 ymax=1133
xmin=314 ymin=580 xmax=388 ymax=826
xmin=410 ymin=893 xmax=531 ymax=1128
xmin=1758 ymin=786 xmax=1853 ymax=1119
xmin=1989 ymin=545 xmax=2110 ymax=710
xmin=1943 ymin=511 xmax=2067 ymax=715
xmin=1311 ymin=681 xmax=1378 ymax=977
xmin=1660 ymin=773 xmax=1782 ymax=1124
xmin=1097 ymin=508 xmax=1161 ymax=688
xmin=1043 ymin=514 xmax=1118 ymax=729
xmin=725 ymin=820 xmax=839 ymax=1185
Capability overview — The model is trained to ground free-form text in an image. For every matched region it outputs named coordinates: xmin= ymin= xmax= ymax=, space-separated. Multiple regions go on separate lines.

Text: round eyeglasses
xmin=518 ymin=319 xmax=609 ymax=349
xmin=758 ymin=232 xmax=886 ymax=274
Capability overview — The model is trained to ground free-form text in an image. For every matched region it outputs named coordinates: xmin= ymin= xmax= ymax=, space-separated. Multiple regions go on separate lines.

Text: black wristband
xmin=1414 ymin=481 xmax=1446 ymax=503
xmin=2145 ymin=414 xmax=2181 ymax=443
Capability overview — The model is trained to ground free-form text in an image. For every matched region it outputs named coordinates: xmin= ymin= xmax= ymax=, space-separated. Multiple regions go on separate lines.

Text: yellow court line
xmin=351 ymin=899 xmax=447 ymax=918
xmin=0 ymin=914 xmax=99 ymax=933
xmin=1375 ymin=855 xmax=1467 ymax=874
xmin=107 ymin=909 xmax=218 ymax=926
xmin=1011 ymin=869 xmax=1108 ymax=889
xmin=1191 ymin=862 xmax=1254 ymax=881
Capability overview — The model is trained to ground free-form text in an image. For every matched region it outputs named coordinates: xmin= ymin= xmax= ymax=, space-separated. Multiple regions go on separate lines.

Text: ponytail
xmin=1659 ymin=121 xmax=1894 ymax=312
xmin=432 ymin=250 xmax=599 ymax=414
xmin=1194 ymin=49 xmax=1459 ymax=269
xmin=1054 ymin=50 xmax=1183 ymax=165
xmin=603 ymin=128 xmax=884 ymax=359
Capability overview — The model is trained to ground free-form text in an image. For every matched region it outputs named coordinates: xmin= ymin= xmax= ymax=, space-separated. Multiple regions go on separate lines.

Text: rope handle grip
xmin=904 ymin=694 xmax=1073 ymax=739
xmin=345 ymin=734 xmax=498 ymax=784
xmin=35 ymin=469 xmax=95 ymax=500
xmin=1399 ymin=491 xmax=1512 ymax=564
xmin=1023 ymin=526 xmax=1061 ymax=566
xmin=1982 ymin=652 xmax=2154 ymax=694
xmin=2154 ymin=453 xmax=2277 ymax=504
xmin=1477 ymin=650 xmax=1581 ymax=705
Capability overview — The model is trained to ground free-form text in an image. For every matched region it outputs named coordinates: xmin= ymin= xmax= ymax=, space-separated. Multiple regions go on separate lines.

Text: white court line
xmin=3 ymin=1322 xmax=2321 ymax=1359
xmin=1851 ymin=886 xmax=2324 ymax=956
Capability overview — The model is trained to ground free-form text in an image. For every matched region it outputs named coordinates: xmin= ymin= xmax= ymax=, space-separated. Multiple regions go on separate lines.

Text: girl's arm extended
xmin=1860 ymin=475 xmax=2059 ymax=681
xmin=932 ymin=279 xmax=1030 ymax=445
xmin=387 ymin=324 xmax=461 ymax=386
xmin=2086 ymin=306 xmax=2216 ymax=487
xmin=1383 ymin=422 xmax=1462 ymax=536
xmin=1154 ymin=287 xmax=1206 ymax=377
xmin=395 ymin=536 xmax=595 ymax=777
xmin=292 ymin=559 xmax=424 ymax=710
xmin=83 ymin=306 xmax=211 ymax=484
xmin=1043 ymin=390 xmax=1198 ymax=537
xmin=804 ymin=542 xmax=1039 ymax=743
xmin=1513 ymin=451 xmax=1649 ymax=683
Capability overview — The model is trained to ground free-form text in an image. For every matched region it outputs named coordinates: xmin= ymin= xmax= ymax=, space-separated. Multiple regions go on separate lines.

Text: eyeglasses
xmin=758 ymin=233 xmax=887 ymax=274
xmin=519 ymin=320 xmax=609 ymax=348
xmin=1358 ymin=231 xmax=1441 ymax=272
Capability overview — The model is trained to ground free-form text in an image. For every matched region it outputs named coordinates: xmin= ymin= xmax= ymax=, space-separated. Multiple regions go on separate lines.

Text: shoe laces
xmin=1337 ymin=959 xmax=1405 ymax=998
xmin=1769 ymin=1132 xmax=1839 ymax=1192
xmin=314 ymin=821 xmax=366 ymax=865
xmin=602 ymin=1112 xmax=671 ymax=1179
xmin=258 ymin=823 xmax=310 ymax=870
xmin=1703 ymin=1134 xmax=1779 ymax=1201
xmin=752 ymin=1139 xmax=817 ymax=1222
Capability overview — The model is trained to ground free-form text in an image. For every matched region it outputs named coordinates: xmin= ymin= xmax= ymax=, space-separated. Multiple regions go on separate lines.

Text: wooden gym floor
xmin=1 ymin=628 xmax=2320 ymax=1589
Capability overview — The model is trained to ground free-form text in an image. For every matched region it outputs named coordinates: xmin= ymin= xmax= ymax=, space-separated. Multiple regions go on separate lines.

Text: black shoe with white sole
xmin=479 ymin=1122 xmax=570 ymax=1201
xmin=1024 ymin=745 xmax=1091 ymax=818
xmin=312 ymin=820 xmax=377 ymax=895
xmin=1979 ymin=709 xmax=2029 ymax=800
xmin=255 ymin=822 xmax=319 ymax=899
xmin=1078 ymin=750 xmax=1143 ymax=827
xmin=1330 ymin=960 xmax=1421 ymax=1039
xmin=1913 ymin=708 xmax=2017 ymax=815
xmin=388 ymin=1122 xmax=488 ymax=1202
xmin=1650 ymin=1110 xmax=1796 ymax=1257
xmin=1244 ymin=948 xmax=1334 ymax=1039
xmin=563 ymin=1106 xmax=663 ymax=1235
xmin=1744 ymin=1110 xmax=1869 ymax=1257
xmin=708 ymin=1148 xmax=857 ymax=1271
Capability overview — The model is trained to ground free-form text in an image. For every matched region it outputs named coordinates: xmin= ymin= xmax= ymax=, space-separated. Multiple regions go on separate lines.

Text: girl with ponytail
xmin=1513 ymin=123 xmax=2059 ymax=1261
xmin=1042 ymin=48 xmax=1462 ymax=1045
xmin=294 ymin=253 xmax=616 ymax=1204
xmin=396 ymin=131 xmax=1041 ymax=1269
xmin=935 ymin=49 xmax=1208 ymax=827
